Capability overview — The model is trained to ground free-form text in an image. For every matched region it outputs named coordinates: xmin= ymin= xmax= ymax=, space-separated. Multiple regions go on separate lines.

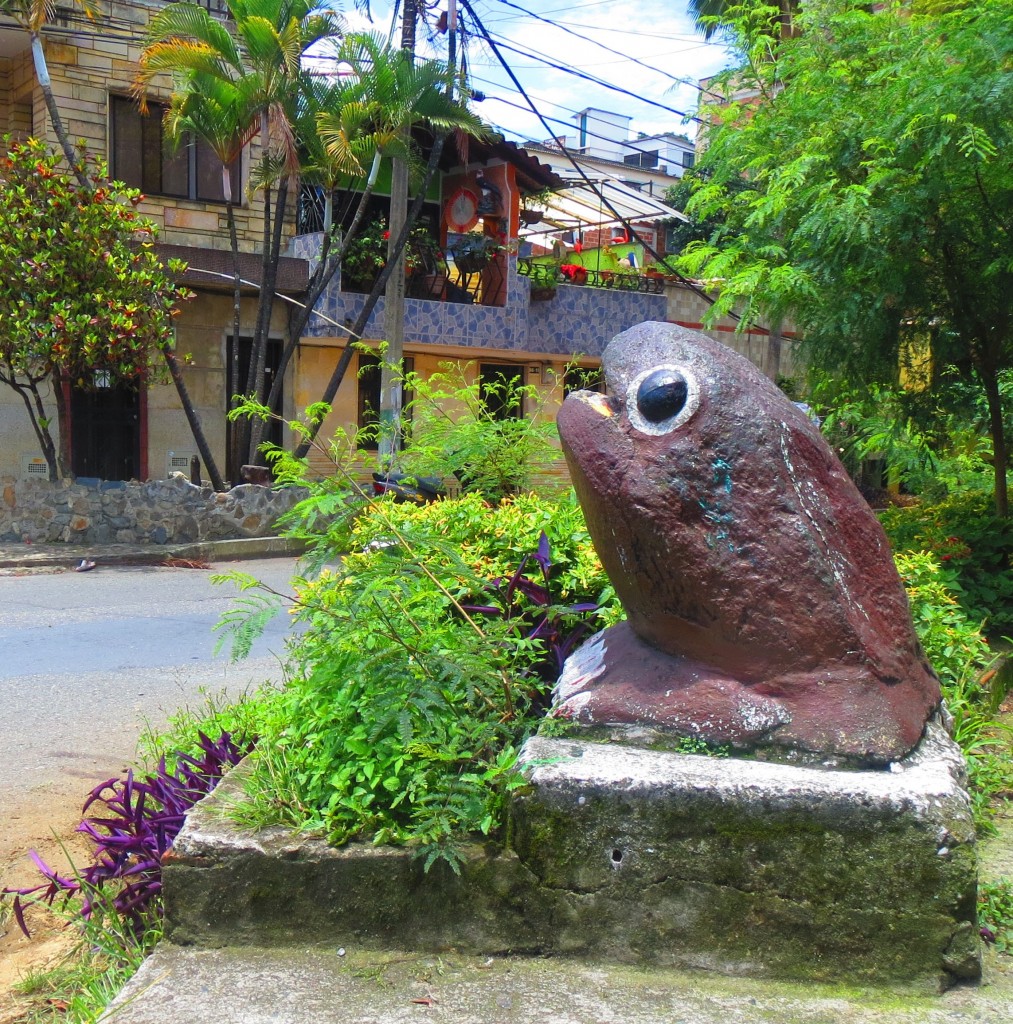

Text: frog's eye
xmin=626 ymin=364 xmax=699 ymax=435
xmin=637 ymin=369 xmax=687 ymax=422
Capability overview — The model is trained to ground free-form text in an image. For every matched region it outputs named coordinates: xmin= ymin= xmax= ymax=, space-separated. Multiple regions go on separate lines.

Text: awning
xmin=519 ymin=175 xmax=687 ymax=240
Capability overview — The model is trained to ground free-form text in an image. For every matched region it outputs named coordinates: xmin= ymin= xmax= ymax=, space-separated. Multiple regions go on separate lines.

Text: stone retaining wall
xmin=0 ymin=475 xmax=306 ymax=545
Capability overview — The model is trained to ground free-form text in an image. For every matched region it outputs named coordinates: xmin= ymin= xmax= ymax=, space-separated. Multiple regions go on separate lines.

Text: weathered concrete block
xmin=512 ymin=724 xmax=979 ymax=990
xmin=162 ymin=722 xmax=978 ymax=991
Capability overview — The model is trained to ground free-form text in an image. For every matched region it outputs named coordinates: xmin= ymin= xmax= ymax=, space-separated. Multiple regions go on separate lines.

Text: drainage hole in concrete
xmin=610 ymin=848 xmax=624 ymax=867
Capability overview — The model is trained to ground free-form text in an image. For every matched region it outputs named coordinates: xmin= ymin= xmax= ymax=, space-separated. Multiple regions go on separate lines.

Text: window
xmin=357 ymin=352 xmax=414 ymax=449
xmin=623 ymin=149 xmax=659 ymax=169
xmin=682 ymin=151 xmax=696 ymax=169
xmin=111 ymin=95 xmax=240 ymax=203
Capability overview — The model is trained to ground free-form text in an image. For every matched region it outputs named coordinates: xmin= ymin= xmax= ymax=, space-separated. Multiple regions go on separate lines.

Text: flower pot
xmin=454 ymin=252 xmax=491 ymax=275
xmin=414 ymin=272 xmax=447 ymax=300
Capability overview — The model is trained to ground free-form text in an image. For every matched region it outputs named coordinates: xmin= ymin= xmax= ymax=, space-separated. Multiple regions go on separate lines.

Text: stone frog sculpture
xmin=554 ymin=322 xmax=940 ymax=765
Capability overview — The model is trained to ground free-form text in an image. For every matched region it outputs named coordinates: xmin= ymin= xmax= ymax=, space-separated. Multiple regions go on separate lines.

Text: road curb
xmin=0 ymin=535 xmax=308 ymax=570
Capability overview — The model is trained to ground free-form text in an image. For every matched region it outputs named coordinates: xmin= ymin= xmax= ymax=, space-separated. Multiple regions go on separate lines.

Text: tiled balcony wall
xmin=295 ymin=237 xmax=667 ymax=360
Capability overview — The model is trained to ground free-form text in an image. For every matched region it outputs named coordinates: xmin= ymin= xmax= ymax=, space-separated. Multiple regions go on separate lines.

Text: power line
xmin=474 ymin=33 xmax=702 ymax=124
xmin=489 ymin=0 xmax=705 ymax=92
xmin=457 ymin=0 xmax=723 ymax=313
xmin=474 ymin=85 xmax=692 ymax=167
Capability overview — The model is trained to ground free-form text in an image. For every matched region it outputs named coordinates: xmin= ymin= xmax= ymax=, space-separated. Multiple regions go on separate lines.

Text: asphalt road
xmin=0 ymin=557 xmax=302 ymax=794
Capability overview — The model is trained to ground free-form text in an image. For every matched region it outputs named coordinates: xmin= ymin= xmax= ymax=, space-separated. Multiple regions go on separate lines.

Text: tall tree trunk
xmin=265 ymin=156 xmax=384 ymax=417
xmin=293 ymin=134 xmax=448 ymax=459
xmin=5 ymin=373 xmax=60 ymax=481
xmin=379 ymin=1 xmax=418 ymax=467
xmin=226 ymin=194 xmax=243 ymax=484
xmin=246 ymin=176 xmax=290 ymax=463
xmin=53 ymin=375 xmax=71 ymax=479
xmin=161 ymin=344 xmax=226 ymax=492
xmin=30 ymin=32 xmax=88 ymax=188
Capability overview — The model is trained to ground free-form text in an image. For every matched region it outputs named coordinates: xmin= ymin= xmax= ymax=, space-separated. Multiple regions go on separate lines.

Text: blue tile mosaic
xmin=300 ymin=246 xmax=665 ymax=360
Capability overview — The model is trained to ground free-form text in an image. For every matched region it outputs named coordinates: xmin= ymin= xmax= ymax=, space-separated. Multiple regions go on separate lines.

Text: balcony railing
xmin=518 ymin=257 xmax=670 ymax=295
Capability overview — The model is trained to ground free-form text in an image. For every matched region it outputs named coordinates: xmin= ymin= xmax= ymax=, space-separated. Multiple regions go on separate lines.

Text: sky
xmin=340 ymin=1 xmax=736 ymax=145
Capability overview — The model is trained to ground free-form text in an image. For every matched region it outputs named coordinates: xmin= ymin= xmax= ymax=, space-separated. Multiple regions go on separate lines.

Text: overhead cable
xmin=456 ymin=0 xmax=724 ymax=313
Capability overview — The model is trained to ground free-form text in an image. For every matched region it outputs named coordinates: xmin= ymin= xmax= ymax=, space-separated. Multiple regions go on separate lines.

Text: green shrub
xmin=881 ymin=492 xmax=1013 ymax=633
xmin=231 ymin=492 xmax=614 ymax=868
xmin=896 ymin=550 xmax=1013 ymax=833
xmin=979 ymin=879 xmax=1013 ymax=954
xmin=399 ymin=362 xmax=564 ymax=501
xmin=894 ymin=551 xmax=994 ymax=688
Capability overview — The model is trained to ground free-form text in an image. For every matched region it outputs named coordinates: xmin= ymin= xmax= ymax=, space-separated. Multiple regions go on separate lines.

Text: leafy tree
xmin=0 ymin=139 xmax=192 ymax=481
xmin=662 ymin=169 xmax=750 ymax=258
xmin=678 ymin=0 xmax=1013 ymax=513
xmin=687 ymin=0 xmax=799 ymax=40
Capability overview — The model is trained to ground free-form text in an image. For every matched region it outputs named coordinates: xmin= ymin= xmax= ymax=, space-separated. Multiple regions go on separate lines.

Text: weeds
xmin=979 ymin=879 xmax=1013 ymax=953
xmin=8 ymin=883 xmax=160 ymax=1024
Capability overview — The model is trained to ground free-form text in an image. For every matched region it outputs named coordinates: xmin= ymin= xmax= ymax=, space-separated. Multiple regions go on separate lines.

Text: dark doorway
xmin=226 ymin=337 xmax=284 ymax=479
xmin=71 ymin=377 xmax=141 ymax=481
xmin=479 ymin=363 xmax=525 ymax=420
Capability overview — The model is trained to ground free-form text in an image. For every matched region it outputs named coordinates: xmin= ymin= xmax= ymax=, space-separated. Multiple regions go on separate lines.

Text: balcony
xmin=294 ymin=233 xmax=669 ymax=362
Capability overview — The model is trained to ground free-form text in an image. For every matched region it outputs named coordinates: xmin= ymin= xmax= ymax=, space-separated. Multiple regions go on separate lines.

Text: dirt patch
xmin=0 ymin=782 xmax=93 ymax=1024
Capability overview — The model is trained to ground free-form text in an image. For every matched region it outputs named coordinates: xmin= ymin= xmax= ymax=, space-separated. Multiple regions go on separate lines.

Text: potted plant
xmin=341 ymin=217 xmax=389 ymax=292
xmin=451 ymin=233 xmax=504 ymax=275
xmin=559 ymin=263 xmax=588 ymax=285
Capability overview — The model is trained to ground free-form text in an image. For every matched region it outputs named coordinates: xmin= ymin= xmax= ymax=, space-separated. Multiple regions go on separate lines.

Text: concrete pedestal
xmin=162 ymin=722 xmax=980 ymax=992
xmin=511 ymin=722 xmax=980 ymax=989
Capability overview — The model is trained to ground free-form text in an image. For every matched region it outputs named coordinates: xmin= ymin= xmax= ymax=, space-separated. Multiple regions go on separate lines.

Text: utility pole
xmin=377 ymin=0 xmax=417 ymax=466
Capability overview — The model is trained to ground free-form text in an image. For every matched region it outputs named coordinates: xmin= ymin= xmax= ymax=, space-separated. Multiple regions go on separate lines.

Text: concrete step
xmin=103 ymin=944 xmax=1013 ymax=1024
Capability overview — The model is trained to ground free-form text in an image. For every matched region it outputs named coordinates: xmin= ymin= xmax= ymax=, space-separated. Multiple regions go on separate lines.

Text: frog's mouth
xmin=580 ymin=391 xmax=616 ymax=418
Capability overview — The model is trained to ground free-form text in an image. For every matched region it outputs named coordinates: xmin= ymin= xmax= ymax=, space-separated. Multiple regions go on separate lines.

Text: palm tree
xmin=159 ymin=74 xmax=260 ymax=483
xmin=266 ymin=32 xmax=488 ymax=425
xmin=0 ymin=0 xmax=95 ymax=183
xmin=688 ymin=0 xmax=798 ymax=40
xmin=137 ymin=0 xmax=344 ymax=467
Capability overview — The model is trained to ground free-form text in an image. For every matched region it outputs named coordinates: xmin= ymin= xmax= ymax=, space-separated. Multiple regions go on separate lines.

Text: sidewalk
xmin=103 ymin=943 xmax=1013 ymax=1024
xmin=0 ymin=535 xmax=307 ymax=571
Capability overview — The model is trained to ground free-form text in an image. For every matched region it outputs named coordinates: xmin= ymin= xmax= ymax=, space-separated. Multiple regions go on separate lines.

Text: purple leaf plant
xmin=465 ymin=531 xmax=600 ymax=683
xmin=2 ymin=730 xmax=252 ymax=938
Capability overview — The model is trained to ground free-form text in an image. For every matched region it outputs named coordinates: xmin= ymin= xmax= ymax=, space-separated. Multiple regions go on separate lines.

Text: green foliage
xmin=896 ymin=550 xmax=1013 ymax=832
xmin=816 ymin=378 xmax=940 ymax=498
xmin=397 ymin=362 xmax=564 ymax=500
xmin=340 ymin=216 xmax=444 ymax=286
xmin=212 ymin=570 xmax=291 ymax=660
xmin=883 ymin=494 xmax=1013 ymax=632
xmin=137 ymin=685 xmax=274 ymax=776
xmin=674 ymin=736 xmax=732 ymax=758
xmin=233 ymin=492 xmax=612 ymax=866
xmin=679 ymin=0 xmax=1013 ymax=511
xmin=894 ymin=552 xmax=994 ymax=689
xmin=0 ymin=137 xmax=191 ymax=479
xmin=662 ymin=168 xmax=750 ymax=257
xmin=979 ymin=879 xmax=1013 ymax=954
xmin=347 ymin=490 xmax=611 ymax=605
xmin=811 ymin=369 xmax=1002 ymax=502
